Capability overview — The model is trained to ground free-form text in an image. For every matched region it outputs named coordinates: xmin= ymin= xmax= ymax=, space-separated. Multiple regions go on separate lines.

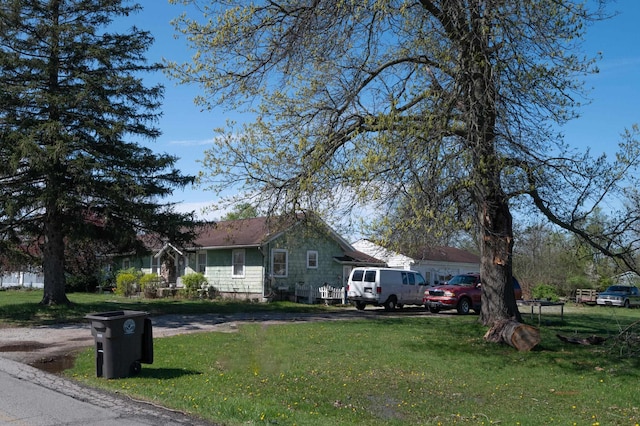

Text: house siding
xmin=266 ymin=227 xmax=344 ymax=291
xmin=203 ymin=248 xmax=264 ymax=297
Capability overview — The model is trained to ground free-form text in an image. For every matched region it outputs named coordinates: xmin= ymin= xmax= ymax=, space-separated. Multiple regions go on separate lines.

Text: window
xmin=232 ymin=249 xmax=245 ymax=277
xmin=122 ymin=258 xmax=130 ymax=269
xmin=364 ymin=270 xmax=376 ymax=282
xmin=197 ymin=253 xmax=207 ymax=274
xmin=272 ymin=249 xmax=288 ymax=277
xmin=351 ymin=269 xmax=364 ymax=281
xmin=307 ymin=251 xmax=318 ymax=269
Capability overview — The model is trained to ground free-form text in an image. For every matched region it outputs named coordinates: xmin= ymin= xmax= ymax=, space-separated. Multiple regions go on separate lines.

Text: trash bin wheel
xmin=130 ymin=361 xmax=141 ymax=376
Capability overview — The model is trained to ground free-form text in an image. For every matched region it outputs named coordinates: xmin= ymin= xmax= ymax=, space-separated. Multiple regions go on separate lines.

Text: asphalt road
xmin=0 ymin=356 xmax=216 ymax=426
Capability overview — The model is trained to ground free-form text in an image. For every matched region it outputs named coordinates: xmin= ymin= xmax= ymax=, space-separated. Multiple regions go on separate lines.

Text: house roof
xmin=188 ymin=215 xmax=355 ymax=251
xmin=353 ymin=239 xmax=480 ymax=265
xmin=191 ymin=217 xmax=274 ymax=248
xmin=407 ymin=246 xmax=480 ymax=264
xmin=333 ymin=250 xmax=386 ymax=266
xmin=136 ymin=215 xmax=382 ymax=267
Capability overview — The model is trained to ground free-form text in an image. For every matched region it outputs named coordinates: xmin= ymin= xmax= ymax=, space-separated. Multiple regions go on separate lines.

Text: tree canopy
xmin=168 ymin=0 xmax=640 ymax=326
xmin=0 ymin=0 xmax=196 ymax=305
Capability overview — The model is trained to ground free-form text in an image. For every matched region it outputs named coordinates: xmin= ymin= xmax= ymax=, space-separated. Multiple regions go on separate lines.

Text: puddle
xmin=0 ymin=341 xmax=78 ymax=374
xmin=29 ymin=354 xmax=78 ymax=374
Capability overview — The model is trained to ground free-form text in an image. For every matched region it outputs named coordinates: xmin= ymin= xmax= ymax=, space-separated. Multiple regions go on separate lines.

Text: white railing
xmin=294 ymin=282 xmax=345 ymax=304
xmin=318 ymin=283 xmax=345 ymax=305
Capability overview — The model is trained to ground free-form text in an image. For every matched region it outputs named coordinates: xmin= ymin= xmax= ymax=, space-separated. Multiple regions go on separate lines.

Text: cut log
xmin=484 ymin=319 xmax=540 ymax=351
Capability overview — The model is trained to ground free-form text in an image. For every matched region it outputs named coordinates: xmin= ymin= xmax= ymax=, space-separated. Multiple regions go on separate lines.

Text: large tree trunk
xmin=478 ymin=195 xmax=522 ymax=326
xmin=463 ymin=5 xmax=521 ymax=327
xmin=41 ymin=215 xmax=70 ymax=306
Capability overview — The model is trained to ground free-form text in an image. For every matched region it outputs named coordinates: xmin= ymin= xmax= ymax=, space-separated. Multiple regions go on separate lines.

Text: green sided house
xmin=114 ymin=214 xmax=382 ymax=302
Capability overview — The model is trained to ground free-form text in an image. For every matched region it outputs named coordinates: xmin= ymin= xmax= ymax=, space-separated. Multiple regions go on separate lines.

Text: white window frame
xmin=197 ymin=252 xmax=207 ymax=274
xmin=307 ymin=250 xmax=318 ymax=269
xmin=151 ymin=255 xmax=160 ymax=275
xmin=272 ymin=249 xmax=288 ymax=278
xmin=232 ymin=249 xmax=245 ymax=278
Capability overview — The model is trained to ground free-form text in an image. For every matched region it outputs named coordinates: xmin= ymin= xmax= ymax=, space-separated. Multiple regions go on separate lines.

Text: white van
xmin=347 ymin=267 xmax=428 ymax=311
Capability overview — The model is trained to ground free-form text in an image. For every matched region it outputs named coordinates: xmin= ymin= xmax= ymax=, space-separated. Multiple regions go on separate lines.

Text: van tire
xmin=457 ymin=298 xmax=471 ymax=314
xmin=355 ymin=301 xmax=366 ymax=310
xmin=384 ymin=297 xmax=397 ymax=311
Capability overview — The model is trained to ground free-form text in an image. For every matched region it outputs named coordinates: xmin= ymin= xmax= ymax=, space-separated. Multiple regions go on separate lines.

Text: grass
xmin=2 ymin=289 xmax=640 ymax=425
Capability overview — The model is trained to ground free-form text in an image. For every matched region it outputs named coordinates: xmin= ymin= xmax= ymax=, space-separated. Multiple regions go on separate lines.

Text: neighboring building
xmin=114 ymin=214 xmax=382 ymax=301
xmin=0 ymin=270 xmax=44 ymax=289
xmin=351 ymin=239 xmax=480 ymax=285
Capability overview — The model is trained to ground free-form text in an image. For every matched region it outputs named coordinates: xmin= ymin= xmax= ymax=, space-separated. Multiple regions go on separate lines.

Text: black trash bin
xmin=85 ymin=310 xmax=153 ymax=379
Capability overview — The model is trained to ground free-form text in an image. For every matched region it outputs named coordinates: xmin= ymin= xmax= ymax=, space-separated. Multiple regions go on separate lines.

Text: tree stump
xmin=484 ymin=319 xmax=540 ymax=351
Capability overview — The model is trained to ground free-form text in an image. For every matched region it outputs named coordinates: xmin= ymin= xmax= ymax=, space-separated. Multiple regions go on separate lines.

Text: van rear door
xmin=363 ymin=269 xmax=378 ymax=297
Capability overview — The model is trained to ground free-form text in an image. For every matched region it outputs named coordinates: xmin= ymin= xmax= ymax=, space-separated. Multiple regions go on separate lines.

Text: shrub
xmin=139 ymin=273 xmax=163 ymax=299
xmin=181 ymin=272 xmax=208 ymax=298
xmin=531 ymin=283 xmax=559 ymax=302
xmin=560 ymin=275 xmax=591 ymax=297
xmin=115 ymin=268 xmax=141 ymax=297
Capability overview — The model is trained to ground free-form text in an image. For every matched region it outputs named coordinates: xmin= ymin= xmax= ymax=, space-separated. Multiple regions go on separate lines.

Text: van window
xmin=416 ymin=273 xmax=426 ymax=286
xmin=364 ymin=270 xmax=376 ymax=282
xmin=351 ymin=270 xmax=364 ymax=281
xmin=408 ymin=273 xmax=416 ymax=285
xmin=402 ymin=272 xmax=409 ymax=285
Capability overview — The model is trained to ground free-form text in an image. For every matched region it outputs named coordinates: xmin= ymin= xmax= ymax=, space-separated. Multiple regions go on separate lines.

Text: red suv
xmin=423 ymin=273 xmax=522 ymax=314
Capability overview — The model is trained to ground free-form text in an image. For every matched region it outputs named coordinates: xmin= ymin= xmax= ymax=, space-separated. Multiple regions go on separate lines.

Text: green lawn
xmin=2 ymin=289 xmax=640 ymax=425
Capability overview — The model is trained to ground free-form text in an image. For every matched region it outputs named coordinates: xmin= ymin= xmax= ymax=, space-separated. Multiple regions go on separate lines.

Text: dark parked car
xmin=596 ymin=285 xmax=640 ymax=308
xmin=423 ymin=273 xmax=522 ymax=314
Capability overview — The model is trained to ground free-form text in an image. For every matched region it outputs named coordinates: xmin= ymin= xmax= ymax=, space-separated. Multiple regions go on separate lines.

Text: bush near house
xmin=181 ymin=272 xmax=208 ymax=298
xmin=139 ymin=273 xmax=163 ymax=299
xmin=115 ymin=268 xmax=141 ymax=297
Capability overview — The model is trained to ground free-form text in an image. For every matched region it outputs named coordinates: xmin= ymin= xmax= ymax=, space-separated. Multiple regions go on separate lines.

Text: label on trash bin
xmin=123 ymin=319 xmax=136 ymax=335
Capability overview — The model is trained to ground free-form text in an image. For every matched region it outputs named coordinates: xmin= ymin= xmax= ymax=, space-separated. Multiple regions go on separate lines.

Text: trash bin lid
xmin=85 ymin=310 xmax=149 ymax=321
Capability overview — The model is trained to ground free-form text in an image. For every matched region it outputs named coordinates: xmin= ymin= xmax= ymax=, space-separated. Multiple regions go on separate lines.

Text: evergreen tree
xmin=0 ymin=0 xmax=195 ymax=305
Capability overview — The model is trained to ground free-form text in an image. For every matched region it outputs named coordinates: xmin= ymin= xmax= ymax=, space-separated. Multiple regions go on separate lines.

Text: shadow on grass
xmin=139 ymin=367 xmax=202 ymax=380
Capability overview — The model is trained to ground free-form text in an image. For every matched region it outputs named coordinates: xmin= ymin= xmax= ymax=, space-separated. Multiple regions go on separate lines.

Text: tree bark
xmin=484 ymin=319 xmax=540 ymax=351
xmin=478 ymin=196 xmax=522 ymax=325
xmin=461 ymin=3 xmax=521 ymax=327
xmin=40 ymin=214 xmax=71 ymax=306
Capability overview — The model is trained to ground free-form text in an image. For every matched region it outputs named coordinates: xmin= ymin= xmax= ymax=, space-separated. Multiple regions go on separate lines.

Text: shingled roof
xmin=333 ymin=250 xmax=386 ymax=265
xmin=188 ymin=215 xmax=354 ymax=250
xmin=407 ymin=246 xmax=480 ymax=264
xmin=191 ymin=217 xmax=278 ymax=248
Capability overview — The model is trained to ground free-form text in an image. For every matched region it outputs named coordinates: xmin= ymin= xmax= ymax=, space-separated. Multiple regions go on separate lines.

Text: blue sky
xmin=129 ymin=1 xmax=640 ymax=223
